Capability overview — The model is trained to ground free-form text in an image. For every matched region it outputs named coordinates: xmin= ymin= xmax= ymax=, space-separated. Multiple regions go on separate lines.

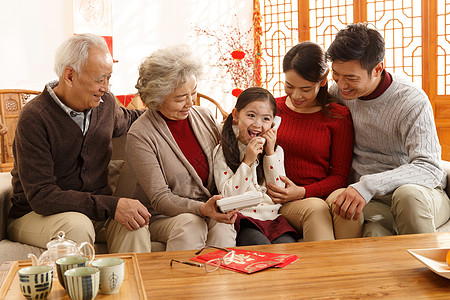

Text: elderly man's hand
xmin=115 ymin=198 xmax=151 ymax=231
xmin=200 ymin=195 xmax=238 ymax=224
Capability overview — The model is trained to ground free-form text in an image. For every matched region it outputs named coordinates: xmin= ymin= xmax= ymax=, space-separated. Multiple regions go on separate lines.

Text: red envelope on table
xmin=191 ymin=248 xmax=299 ymax=274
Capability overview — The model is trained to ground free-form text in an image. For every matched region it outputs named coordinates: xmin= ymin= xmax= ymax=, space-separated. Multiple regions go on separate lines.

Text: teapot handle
xmin=37 ymin=255 xmax=52 ymax=267
xmin=78 ymin=242 xmax=95 ymax=265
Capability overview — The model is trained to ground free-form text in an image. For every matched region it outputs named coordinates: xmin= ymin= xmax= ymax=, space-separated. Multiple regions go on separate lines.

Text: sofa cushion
xmin=442 ymin=160 xmax=450 ymax=196
xmin=0 ymin=239 xmax=44 ymax=264
xmin=108 ymin=160 xmax=125 ymax=195
xmin=0 ymin=172 xmax=13 ymax=241
xmin=111 ymin=135 xmax=137 ymax=198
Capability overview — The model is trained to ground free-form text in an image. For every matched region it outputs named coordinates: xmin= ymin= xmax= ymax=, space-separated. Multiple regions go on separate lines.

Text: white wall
xmin=0 ymin=0 xmax=253 ymax=111
xmin=0 ymin=0 xmax=73 ymax=90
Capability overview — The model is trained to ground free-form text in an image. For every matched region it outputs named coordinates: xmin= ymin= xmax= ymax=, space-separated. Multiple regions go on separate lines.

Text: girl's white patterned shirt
xmin=213 ymin=141 xmax=286 ymax=221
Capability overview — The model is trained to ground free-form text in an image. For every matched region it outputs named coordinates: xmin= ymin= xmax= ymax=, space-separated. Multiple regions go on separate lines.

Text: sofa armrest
xmin=0 ymin=172 xmax=13 ymax=241
xmin=442 ymin=160 xmax=450 ymax=196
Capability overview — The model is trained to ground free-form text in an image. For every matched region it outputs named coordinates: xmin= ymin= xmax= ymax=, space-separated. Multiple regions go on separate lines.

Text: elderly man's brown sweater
xmin=9 ymin=87 xmax=143 ymax=220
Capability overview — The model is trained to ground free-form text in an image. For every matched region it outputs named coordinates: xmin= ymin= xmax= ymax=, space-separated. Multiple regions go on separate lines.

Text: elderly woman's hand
xmin=200 ymin=195 xmax=238 ymax=224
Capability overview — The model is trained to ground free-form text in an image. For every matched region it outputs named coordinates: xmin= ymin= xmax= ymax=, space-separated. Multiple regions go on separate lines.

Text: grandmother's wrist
xmin=199 ymin=203 xmax=207 ymax=217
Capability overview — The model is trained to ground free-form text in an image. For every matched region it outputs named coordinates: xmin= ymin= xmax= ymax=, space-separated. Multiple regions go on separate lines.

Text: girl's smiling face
xmin=232 ymin=100 xmax=274 ymax=145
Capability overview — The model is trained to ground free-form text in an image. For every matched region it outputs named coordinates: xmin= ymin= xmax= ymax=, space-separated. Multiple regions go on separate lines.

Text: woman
xmin=127 ymin=44 xmax=237 ymax=251
xmin=266 ymin=41 xmax=363 ymax=241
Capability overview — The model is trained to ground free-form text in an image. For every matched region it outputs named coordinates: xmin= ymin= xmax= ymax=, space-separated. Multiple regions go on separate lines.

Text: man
xmin=7 ymin=33 xmax=151 ymax=252
xmin=326 ymin=23 xmax=450 ymax=236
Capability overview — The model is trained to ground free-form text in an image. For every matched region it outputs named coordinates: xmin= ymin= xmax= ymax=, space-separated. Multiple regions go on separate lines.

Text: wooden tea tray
xmin=0 ymin=253 xmax=147 ymax=299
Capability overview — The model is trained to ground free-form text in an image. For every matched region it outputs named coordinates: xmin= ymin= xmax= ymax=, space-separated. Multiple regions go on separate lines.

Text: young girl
xmin=213 ymin=87 xmax=297 ymax=246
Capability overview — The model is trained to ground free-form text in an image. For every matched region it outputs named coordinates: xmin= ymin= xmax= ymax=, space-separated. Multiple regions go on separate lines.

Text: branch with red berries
xmin=192 ymin=21 xmax=263 ymax=97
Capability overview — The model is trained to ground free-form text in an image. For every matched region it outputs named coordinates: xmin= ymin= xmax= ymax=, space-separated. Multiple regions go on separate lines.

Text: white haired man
xmin=7 ymin=33 xmax=151 ymax=253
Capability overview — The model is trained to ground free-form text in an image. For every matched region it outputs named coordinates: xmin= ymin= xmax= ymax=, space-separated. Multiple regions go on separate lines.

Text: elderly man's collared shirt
xmin=46 ymin=80 xmax=103 ymax=136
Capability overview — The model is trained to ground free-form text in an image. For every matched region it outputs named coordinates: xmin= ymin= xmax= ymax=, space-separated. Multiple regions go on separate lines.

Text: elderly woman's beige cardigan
xmin=126 ymin=106 xmax=221 ymax=220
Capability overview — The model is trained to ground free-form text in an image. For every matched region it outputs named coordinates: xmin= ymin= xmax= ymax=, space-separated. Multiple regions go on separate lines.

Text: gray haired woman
xmin=126 ymin=44 xmax=237 ymax=251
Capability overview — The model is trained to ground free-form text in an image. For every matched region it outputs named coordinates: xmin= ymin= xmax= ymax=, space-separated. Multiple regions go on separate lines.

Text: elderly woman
xmin=126 ymin=44 xmax=237 ymax=251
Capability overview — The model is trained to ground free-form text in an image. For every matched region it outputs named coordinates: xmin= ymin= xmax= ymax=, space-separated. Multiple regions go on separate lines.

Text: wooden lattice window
xmin=256 ymin=0 xmax=450 ymax=159
xmin=437 ymin=0 xmax=450 ymax=95
xmin=258 ymin=0 xmax=299 ymax=97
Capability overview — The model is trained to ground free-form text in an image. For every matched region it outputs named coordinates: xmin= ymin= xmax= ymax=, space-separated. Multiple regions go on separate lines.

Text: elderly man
xmin=7 ymin=33 xmax=151 ymax=253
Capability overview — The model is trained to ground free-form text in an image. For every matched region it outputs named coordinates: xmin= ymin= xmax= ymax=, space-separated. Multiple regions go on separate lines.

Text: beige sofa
xmin=0 ymin=135 xmax=165 ymax=265
xmin=1 ymin=135 xmax=450 ymax=265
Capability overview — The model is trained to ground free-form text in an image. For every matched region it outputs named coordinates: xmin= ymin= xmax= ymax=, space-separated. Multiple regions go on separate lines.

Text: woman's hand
xmin=266 ymin=175 xmax=306 ymax=204
xmin=199 ymin=195 xmax=238 ymax=224
xmin=261 ymin=128 xmax=277 ymax=155
xmin=243 ymin=138 xmax=264 ymax=166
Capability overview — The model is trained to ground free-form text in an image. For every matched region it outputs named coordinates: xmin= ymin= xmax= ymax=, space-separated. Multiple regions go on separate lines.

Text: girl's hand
xmin=199 ymin=195 xmax=238 ymax=224
xmin=243 ymin=137 xmax=264 ymax=166
xmin=261 ymin=128 xmax=277 ymax=155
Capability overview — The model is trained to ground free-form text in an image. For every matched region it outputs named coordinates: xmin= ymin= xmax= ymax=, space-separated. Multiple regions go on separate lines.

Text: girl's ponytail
xmin=221 ymin=114 xmax=241 ymax=174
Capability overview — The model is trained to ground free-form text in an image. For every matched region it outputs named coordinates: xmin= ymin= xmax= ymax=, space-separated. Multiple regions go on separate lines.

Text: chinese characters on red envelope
xmin=191 ymin=248 xmax=299 ymax=274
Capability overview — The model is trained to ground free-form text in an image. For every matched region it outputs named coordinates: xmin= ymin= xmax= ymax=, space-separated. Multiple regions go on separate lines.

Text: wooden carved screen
xmin=435 ymin=0 xmax=450 ymax=160
xmin=0 ymin=90 xmax=40 ymax=171
xmin=258 ymin=0 xmax=299 ymax=97
xmin=257 ymin=0 xmax=450 ymax=159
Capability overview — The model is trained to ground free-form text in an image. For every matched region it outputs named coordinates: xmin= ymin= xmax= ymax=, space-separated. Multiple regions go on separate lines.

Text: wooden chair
xmin=195 ymin=92 xmax=229 ymax=121
xmin=117 ymin=92 xmax=228 ymax=121
xmin=0 ymin=89 xmax=40 ymax=172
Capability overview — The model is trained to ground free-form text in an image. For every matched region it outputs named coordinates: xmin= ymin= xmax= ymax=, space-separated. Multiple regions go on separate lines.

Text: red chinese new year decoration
xmin=232 ymin=88 xmax=243 ymax=97
xmin=116 ymin=94 xmax=134 ymax=107
xmin=253 ymin=0 xmax=262 ymax=86
xmin=231 ymin=49 xmax=245 ymax=60
xmin=191 ymin=248 xmax=299 ymax=274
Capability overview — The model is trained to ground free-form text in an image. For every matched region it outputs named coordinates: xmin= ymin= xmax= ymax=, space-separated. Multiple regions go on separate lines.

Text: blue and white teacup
xmin=64 ymin=267 xmax=100 ymax=300
xmin=56 ymin=256 xmax=89 ymax=289
xmin=18 ymin=265 xmax=53 ymax=299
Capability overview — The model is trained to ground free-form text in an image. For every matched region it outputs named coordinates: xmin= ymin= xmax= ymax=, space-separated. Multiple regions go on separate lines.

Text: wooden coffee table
xmin=137 ymin=232 xmax=450 ymax=299
xmin=2 ymin=232 xmax=450 ymax=299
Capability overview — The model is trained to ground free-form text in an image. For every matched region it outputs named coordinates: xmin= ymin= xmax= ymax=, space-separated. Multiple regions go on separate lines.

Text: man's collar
xmin=359 ymin=70 xmax=392 ymax=100
xmin=46 ymin=80 xmax=98 ymax=116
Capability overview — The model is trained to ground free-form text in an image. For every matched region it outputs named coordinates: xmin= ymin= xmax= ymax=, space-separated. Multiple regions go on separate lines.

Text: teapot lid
xmin=46 ymin=231 xmax=77 ymax=250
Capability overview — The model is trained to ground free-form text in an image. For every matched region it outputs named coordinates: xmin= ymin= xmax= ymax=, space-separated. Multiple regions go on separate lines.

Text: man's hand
xmin=199 ymin=195 xmax=238 ymax=224
xmin=333 ymin=187 xmax=366 ymax=220
xmin=114 ymin=198 xmax=151 ymax=231
xmin=266 ymin=175 xmax=305 ymax=204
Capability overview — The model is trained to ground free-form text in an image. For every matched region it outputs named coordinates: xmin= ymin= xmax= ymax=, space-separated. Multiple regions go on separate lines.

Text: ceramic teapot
xmin=28 ymin=231 xmax=95 ymax=269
